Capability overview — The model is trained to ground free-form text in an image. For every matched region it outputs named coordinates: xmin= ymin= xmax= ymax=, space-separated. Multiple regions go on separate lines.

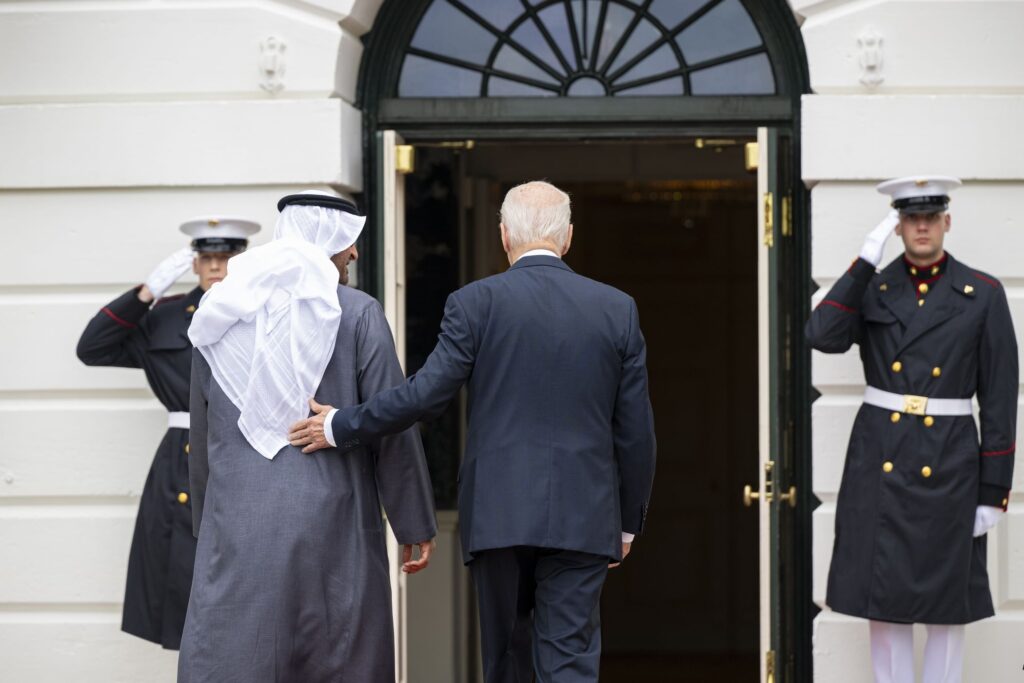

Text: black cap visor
xmin=277 ymin=194 xmax=360 ymax=215
xmin=893 ymin=195 xmax=949 ymax=215
xmin=192 ymin=237 xmax=248 ymax=254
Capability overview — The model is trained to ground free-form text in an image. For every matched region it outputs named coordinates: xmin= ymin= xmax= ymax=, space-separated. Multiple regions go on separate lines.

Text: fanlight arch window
xmin=398 ymin=0 xmax=776 ymax=98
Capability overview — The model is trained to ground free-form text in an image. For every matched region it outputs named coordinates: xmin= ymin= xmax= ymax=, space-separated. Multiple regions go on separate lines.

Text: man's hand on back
xmin=288 ymin=399 xmax=334 ymax=453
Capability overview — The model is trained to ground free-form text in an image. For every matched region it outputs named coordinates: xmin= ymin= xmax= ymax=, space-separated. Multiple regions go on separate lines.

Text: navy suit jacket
xmin=332 ymin=255 xmax=656 ymax=562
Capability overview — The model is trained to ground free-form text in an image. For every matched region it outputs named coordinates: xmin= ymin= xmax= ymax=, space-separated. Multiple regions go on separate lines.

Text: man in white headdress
xmin=178 ymin=191 xmax=437 ymax=683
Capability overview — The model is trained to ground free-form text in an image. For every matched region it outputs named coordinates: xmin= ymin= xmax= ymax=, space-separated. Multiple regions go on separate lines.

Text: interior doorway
xmin=402 ymin=138 xmax=760 ymax=681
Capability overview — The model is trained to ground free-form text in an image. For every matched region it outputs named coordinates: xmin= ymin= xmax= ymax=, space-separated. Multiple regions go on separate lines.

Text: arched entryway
xmin=356 ymin=2 xmax=813 ymax=681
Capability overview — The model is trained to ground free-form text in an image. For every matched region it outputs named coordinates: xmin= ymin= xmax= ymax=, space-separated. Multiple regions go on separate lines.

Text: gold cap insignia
xmin=207 ymin=219 xmax=219 ymax=227
xmin=915 ymin=179 xmax=928 ymax=187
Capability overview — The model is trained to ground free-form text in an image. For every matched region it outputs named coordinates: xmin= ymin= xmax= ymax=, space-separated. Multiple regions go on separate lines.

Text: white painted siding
xmin=801 ymin=1 xmax=1024 ymax=679
xmin=0 ymin=0 xmax=372 ymax=679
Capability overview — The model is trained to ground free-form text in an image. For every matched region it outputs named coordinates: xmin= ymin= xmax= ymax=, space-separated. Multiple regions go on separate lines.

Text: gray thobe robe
xmin=178 ymin=285 xmax=437 ymax=683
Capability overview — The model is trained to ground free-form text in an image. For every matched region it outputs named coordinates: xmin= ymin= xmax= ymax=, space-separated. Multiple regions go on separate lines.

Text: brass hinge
xmin=766 ymin=649 xmax=776 ymax=683
xmin=781 ymin=195 xmax=792 ymax=237
xmin=763 ymin=191 xmax=774 ymax=247
xmin=395 ymin=145 xmax=415 ymax=175
xmin=745 ymin=141 xmax=759 ymax=171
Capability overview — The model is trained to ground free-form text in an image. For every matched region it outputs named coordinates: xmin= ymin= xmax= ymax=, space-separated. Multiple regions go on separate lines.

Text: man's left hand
xmin=288 ymin=399 xmax=334 ymax=454
xmin=402 ymin=539 xmax=435 ymax=575
xmin=609 ymin=542 xmax=631 ymax=569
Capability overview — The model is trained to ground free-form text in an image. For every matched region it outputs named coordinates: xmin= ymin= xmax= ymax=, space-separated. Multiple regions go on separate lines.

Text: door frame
xmin=355 ymin=2 xmax=814 ymax=679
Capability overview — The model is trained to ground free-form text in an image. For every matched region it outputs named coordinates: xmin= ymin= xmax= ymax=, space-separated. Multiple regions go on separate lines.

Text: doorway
xmin=401 ymin=138 xmax=760 ymax=681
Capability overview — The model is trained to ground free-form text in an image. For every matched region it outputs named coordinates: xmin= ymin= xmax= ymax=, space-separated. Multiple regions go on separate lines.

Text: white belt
xmin=863 ymin=386 xmax=972 ymax=417
xmin=168 ymin=412 xmax=190 ymax=430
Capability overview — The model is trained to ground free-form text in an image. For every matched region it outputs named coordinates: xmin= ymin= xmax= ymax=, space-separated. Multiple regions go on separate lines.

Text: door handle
xmin=743 ymin=485 xmax=760 ymax=507
xmin=778 ymin=485 xmax=797 ymax=508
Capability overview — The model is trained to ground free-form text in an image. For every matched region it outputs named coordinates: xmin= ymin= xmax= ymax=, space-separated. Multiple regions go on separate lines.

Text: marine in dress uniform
xmin=806 ymin=177 xmax=1017 ymax=683
xmin=76 ymin=217 xmax=259 ymax=649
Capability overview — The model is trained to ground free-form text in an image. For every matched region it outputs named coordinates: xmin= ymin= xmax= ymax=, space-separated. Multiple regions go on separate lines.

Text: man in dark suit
xmin=289 ymin=180 xmax=657 ymax=682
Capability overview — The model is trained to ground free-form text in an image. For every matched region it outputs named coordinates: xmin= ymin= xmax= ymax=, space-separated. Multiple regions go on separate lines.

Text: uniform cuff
xmin=849 ymin=257 xmax=877 ymax=284
xmin=979 ymin=484 xmax=1010 ymax=510
xmin=323 ymin=409 xmax=339 ymax=447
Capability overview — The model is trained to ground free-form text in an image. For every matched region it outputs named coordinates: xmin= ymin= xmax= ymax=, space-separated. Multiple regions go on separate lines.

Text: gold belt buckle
xmin=903 ymin=394 xmax=928 ymax=416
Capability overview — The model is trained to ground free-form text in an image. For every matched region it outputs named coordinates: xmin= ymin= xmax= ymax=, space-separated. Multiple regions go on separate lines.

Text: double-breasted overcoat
xmin=807 ymin=253 xmax=1017 ymax=624
xmin=77 ymin=285 xmax=203 ymax=648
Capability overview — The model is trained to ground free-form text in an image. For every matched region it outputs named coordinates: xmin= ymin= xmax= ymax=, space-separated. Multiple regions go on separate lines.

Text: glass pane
xmin=488 ymin=76 xmax=559 ymax=96
xmin=595 ymin=3 xmax=636 ymax=70
xmin=614 ymin=43 xmax=678 ymax=86
xmin=608 ymin=18 xmax=669 ymax=76
xmin=570 ymin=0 xmax=602 ymax=61
xmin=566 ymin=76 xmax=607 ymax=96
xmin=508 ymin=18 xmax=569 ymax=75
xmin=460 ymin=0 xmax=522 ymax=31
xmin=398 ymin=54 xmax=483 ymax=97
xmin=493 ymin=44 xmax=561 ymax=85
xmin=648 ymin=0 xmax=710 ymax=30
xmin=689 ymin=52 xmax=775 ymax=94
xmin=410 ymin=0 xmax=497 ymax=65
xmin=675 ymin=0 xmax=762 ymax=65
xmin=538 ymin=4 xmax=580 ymax=69
xmin=617 ymin=76 xmax=684 ymax=96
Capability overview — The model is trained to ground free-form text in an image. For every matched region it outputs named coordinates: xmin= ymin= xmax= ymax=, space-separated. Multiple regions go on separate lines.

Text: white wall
xmin=0 ymin=1 xmax=376 ymax=680
xmin=797 ymin=0 xmax=1024 ymax=679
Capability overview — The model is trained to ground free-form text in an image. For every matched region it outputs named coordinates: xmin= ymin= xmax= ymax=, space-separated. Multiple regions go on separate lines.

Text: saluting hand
xmin=287 ymin=399 xmax=334 ymax=454
xmin=859 ymin=210 xmax=900 ymax=267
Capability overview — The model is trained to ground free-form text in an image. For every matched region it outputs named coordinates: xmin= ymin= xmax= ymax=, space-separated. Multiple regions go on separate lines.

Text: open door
xmin=377 ymin=128 xmax=412 ymax=683
xmin=751 ymin=127 xmax=800 ymax=682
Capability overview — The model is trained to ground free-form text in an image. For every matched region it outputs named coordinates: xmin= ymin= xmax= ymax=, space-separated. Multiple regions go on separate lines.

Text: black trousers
xmin=470 ymin=547 xmax=609 ymax=683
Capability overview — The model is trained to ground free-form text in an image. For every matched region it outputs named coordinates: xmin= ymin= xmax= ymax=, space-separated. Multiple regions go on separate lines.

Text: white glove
xmin=144 ymin=247 xmax=195 ymax=300
xmin=859 ymin=210 xmax=900 ymax=267
xmin=973 ymin=505 xmax=1004 ymax=537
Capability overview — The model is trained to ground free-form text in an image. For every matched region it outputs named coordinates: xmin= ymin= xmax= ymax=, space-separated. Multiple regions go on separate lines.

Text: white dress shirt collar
xmin=515 ymin=248 xmax=560 ymax=263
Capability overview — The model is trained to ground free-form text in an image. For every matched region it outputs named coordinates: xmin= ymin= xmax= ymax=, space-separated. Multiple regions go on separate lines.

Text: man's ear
xmin=562 ymin=224 xmax=574 ymax=256
xmin=944 ymin=213 xmax=952 ymax=233
xmin=192 ymin=256 xmax=199 ymax=275
xmin=500 ymin=223 xmax=511 ymax=254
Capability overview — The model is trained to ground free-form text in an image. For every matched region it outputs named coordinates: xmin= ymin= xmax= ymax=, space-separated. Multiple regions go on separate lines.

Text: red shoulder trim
xmin=101 ymin=307 xmax=137 ymax=329
xmin=974 ymin=273 xmax=1000 ymax=289
xmin=818 ymin=300 xmax=857 ymax=314
xmin=981 ymin=444 xmax=1015 ymax=457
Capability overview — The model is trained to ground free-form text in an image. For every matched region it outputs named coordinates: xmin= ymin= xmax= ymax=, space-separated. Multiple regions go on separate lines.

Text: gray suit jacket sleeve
xmin=333 ymin=292 xmax=475 ymax=441
xmin=615 ymin=299 xmax=657 ymax=535
xmin=188 ymin=348 xmax=211 ymax=538
xmin=356 ymin=302 xmax=438 ymax=545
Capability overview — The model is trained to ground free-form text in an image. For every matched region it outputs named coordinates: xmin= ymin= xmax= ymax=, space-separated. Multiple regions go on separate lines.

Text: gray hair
xmin=500 ymin=181 xmax=572 ymax=250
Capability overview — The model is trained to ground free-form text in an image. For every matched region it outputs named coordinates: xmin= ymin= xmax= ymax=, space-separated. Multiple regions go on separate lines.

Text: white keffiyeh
xmin=188 ymin=192 xmax=365 ymax=459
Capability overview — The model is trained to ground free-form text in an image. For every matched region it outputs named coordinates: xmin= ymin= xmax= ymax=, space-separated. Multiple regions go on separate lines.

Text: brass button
xmin=964 ymin=285 xmax=974 ymax=294
xmin=932 ymin=367 xmax=941 ymax=377
xmin=921 ymin=466 xmax=932 ymax=478
xmin=891 ymin=361 xmax=903 ymax=373
xmin=918 ymin=283 xmax=929 ymax=294
xmin=880 ymin=283 xmax=888 ymax=292
xmin=185 ymin=443 xmax=190 ymax=455
xmin=918 ymin=299 xmax=925 ymax=307
xmin=1003 ymin=498 xmax=1009 ymax=507
xmin=186 ymin=305 xmax=196 ymax=313
xmin=923 ymin=416 xmax=935 ymax=427
xmin=883 ymin=461 xmax=894 ymax=473
xmin=177 ymin=492 xmax=189 ymax=504
xmin=891 ymin=412 xmax=901 ymax=423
